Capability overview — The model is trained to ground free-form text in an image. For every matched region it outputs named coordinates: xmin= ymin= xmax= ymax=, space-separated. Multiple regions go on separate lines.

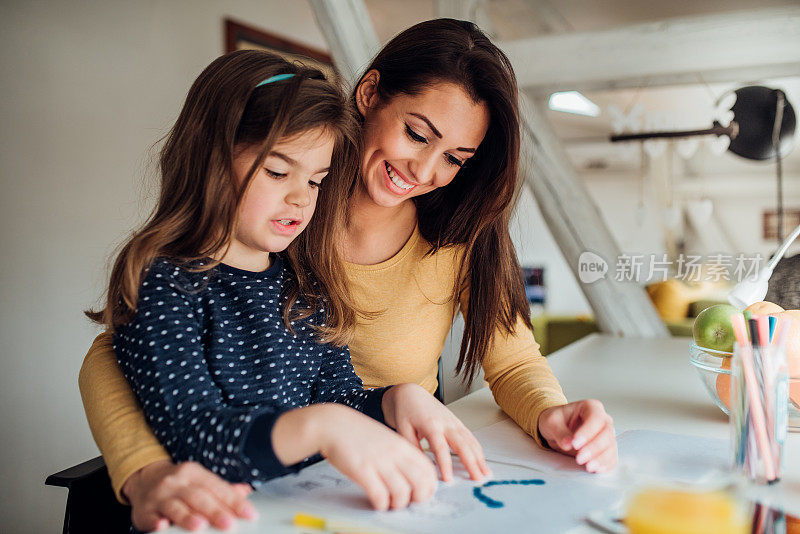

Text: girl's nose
xmin=286 ymin=183 xmax=311 ymax=208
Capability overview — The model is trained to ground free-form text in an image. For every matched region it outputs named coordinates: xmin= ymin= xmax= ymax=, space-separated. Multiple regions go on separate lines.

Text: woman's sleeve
xmin=461 ymin=294 xmax=568 ymax=447
xmin=78 ymin=332 xmax=172 ymax=503
xmin=113 ymin=262 xmax=294 ymax=485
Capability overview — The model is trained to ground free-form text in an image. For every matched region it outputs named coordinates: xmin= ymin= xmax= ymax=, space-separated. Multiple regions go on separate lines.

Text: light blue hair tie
xmin=255 ymin=73 xmax=296 ymax=87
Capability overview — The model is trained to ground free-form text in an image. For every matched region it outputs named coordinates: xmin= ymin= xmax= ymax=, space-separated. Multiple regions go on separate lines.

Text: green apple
xmin=693 ymin=304 xmax=740 ymax=353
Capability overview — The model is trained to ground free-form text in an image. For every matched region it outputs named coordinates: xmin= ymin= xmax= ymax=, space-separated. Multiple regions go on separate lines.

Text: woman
xmin=80 ymin=19 xmax=617 ymax=532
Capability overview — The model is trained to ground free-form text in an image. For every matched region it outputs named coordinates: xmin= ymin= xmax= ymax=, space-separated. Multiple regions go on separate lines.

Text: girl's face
xmin=356 ymin=76 xmax=490 ymax=209
xmin=225 ymin=128 xmax=334 ymax=270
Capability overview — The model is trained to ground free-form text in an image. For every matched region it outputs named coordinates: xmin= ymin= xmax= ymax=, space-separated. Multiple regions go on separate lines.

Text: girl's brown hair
xmin=355 ymin=19 xmax=529 ymax=382
xmin=88 ymin=50 xmax=361 ymax=345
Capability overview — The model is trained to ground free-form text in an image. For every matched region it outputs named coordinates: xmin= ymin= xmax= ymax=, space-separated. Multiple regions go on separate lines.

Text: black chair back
xmin=46 ymin=456 xmax=131 ymax=534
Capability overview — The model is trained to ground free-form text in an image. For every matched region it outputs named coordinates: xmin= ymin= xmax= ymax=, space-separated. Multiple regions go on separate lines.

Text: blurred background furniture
xmin=532 ymin=277 xmax=729 ymax=355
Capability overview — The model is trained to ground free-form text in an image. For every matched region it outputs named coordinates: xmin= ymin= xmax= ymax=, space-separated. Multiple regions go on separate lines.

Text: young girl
xmin=88 ymin=50 xmax=487 ymax=526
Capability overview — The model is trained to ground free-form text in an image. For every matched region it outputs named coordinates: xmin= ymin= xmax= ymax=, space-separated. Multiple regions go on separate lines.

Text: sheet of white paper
xmin=473 ymin=419 xmax=729 ymax=485
xmin=614 ymin=429 xmax=730 ymax=484
xmin=257 ymin=457 xmax=622 ymax=534
xmin=473 ymin=419 xmax=588 ymax=474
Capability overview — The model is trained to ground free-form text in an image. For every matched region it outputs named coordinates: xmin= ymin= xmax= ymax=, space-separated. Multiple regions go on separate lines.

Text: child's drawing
xmin=258 ymin=457 xmax=621 ymax=533
xmin=472 ymin=479 xmax=546 ymax=508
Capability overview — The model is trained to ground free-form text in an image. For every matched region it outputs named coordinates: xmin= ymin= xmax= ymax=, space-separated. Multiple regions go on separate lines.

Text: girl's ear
xmin=355 ymin=69 xmax=380 ymax=117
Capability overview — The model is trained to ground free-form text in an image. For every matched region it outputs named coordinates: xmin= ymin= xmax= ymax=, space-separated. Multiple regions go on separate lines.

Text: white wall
xmin=0 ymin=2 xmax=328 ymax=532
xmin=583 ymin=169 xmax=800 ymax=265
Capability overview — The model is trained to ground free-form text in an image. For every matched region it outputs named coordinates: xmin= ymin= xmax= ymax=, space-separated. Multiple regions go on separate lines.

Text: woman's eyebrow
xmin=409 ymin=113 xmax=442 ymax=138
xmin=270 ymin=151 xmax=328 ymax=174
xmin=408 ymin=113 xmax=477 ymax=152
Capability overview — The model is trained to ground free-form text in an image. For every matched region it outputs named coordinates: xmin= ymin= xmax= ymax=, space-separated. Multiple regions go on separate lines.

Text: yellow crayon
xmin=293 ymin=512 xmax=388 ymax=533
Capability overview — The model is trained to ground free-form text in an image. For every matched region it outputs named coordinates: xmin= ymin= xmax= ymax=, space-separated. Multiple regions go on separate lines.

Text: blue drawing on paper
xmin=472 ymin=479 xmax=546 ymax=508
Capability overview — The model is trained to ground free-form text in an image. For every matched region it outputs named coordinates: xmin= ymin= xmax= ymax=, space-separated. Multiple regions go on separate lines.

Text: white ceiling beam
xmin=435 ymin=0 xmax=495 ymax=38
xmin=435 ymin=0 xmax=480 ymax=21
xmin=518 ymin=98 xmax=669 ymax=337
xmin=498 ymin=7 xmax=800 ymax=94
xmin=522 ymin=0 xmax=571 ymax=34
xmin=307 ymin=0 xmax=381 ymax=87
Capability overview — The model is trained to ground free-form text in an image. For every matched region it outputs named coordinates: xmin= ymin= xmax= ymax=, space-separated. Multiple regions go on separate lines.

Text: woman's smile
xmin=357 ymin=81 xmax=489 ymax=209
xmin=383 ymin=161 xmax=417 ymax=195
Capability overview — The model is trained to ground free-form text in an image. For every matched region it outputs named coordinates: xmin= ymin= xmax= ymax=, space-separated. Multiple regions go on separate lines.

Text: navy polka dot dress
xmin=113 ymin=256 xmax=387 ymax=484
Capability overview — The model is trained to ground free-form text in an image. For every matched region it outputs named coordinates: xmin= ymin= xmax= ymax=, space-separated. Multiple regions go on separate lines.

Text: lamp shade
xmin=727 ymin=86 xmax=796 ymax=161
xmin=610 ymin=86 xmax=796 ymax=162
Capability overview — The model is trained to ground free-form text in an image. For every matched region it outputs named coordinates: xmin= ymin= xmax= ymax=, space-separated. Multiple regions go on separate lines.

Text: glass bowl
xmin=689 ymin=342 xmax=800 ymax=431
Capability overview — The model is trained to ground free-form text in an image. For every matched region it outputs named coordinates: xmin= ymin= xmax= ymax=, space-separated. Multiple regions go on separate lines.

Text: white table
xmin=166 ymin=334 xmax=800 ymax=533
xmin=450 ymin=334 xmax=800 ymax=533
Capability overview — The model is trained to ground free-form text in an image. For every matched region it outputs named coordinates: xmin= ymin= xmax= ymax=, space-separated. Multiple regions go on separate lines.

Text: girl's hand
xmin=381 ymin=383 xmax=491 ymax=482
xmin=316 ymin=405 xmax=438 ymax=511
xmin=122 ymin=459 xmax=257 ymax=532
xmin=538 ymin=399 xmax=618 ymax=473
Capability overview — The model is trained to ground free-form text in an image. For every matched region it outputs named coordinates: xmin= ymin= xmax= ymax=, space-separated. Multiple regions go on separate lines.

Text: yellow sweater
xmin=79 ymin=225 xmax=567 ymax=501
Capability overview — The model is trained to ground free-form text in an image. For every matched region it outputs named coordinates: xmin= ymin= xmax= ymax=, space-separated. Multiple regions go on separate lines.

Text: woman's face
xmin=356 ymin=75 xmax=490 ymax=208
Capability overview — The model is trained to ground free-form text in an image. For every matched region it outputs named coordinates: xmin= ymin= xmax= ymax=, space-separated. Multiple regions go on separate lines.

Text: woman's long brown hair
xmin=88 ymin=50 xmax=361 ymax=346
xmin=355 ymin=19 xmax=530 ymax=383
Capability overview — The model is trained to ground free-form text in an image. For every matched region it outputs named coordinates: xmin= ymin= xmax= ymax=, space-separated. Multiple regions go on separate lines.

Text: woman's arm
xmin=80 ymin=333 xmax=257 ymax=532
xmin=476 ymin=313 xmax=569 ymax=446
xmin=78 ymin=332 xmax=171 ymax=501
xmin=472 ymin=304 xmax=617 ymax=473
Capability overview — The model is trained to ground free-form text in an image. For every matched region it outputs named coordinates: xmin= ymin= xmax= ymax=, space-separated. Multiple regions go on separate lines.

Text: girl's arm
xmin=310 ymin=342 xmax=388 ymax=422
xmin=310 ymin=320 xmax=491 ymax=484
xmin=270 ymin=402 xmax=438 ymax=511
xmin=310 ymin=331 xmax=490 ymax=484
xmin=380 ymin=383 xmax=491 ymax=482
xmin=117 ymin=264 xmax=437 ymax=511
xmin=115 ymin=260 xmax=440 ymax=503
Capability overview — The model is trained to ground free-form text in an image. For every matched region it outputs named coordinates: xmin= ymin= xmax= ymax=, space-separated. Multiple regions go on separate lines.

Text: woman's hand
xmin=537 ymin=399 xmax=618 ymax=473
xmin=122 ymin=459 xmax=257 ymax=532
xmin=382 ymin=383 xmax=491 ymax=482
xmin=313 ymin=405 xmax=438 ymax=511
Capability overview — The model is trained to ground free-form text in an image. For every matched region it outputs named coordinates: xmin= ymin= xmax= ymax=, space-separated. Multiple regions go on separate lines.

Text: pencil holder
xmin=729 ymin=342 xmax=788 ymax=485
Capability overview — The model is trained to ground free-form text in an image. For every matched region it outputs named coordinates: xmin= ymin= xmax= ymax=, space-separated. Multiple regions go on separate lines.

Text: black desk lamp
xmin=610 ymin=86 xmax=796 ymax=242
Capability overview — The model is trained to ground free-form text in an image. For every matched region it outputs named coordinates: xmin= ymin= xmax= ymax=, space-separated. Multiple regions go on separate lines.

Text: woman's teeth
xmin=385 ymin=162 xmax=414 ymax=190
xmin=277 ymin=220 xmax=294 ymax=226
